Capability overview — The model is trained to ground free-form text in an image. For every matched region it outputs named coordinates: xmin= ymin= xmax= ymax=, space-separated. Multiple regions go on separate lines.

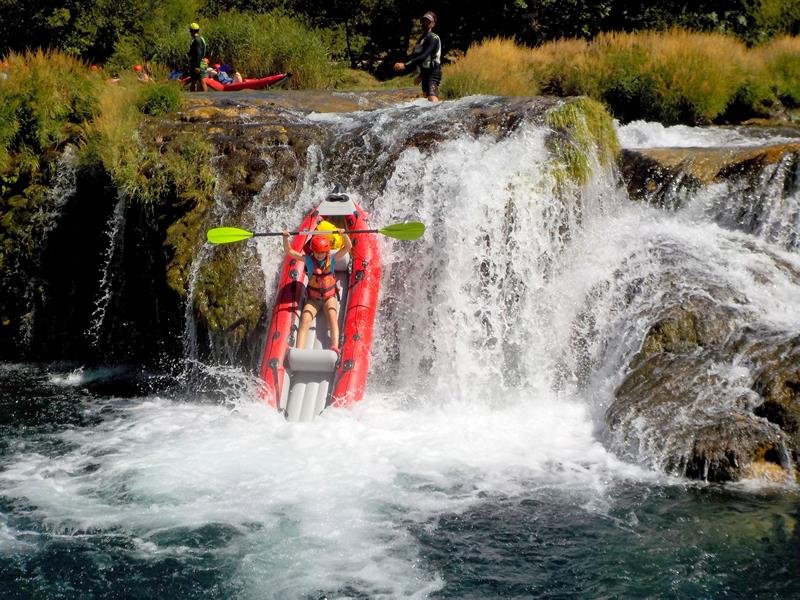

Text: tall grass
xmin=628 ymin=30 xmax=749 ymax=123
xmin=443 ymin=30 xmax=799 ymax=125
xmin=0 ymin=49 xmax=196 ymax=210
xmin=757 ymin=36 xmax=800 ymax=107
xmin=151 ymin=11 xmax=334 ymax=89
xmin=80 ymin=82 xmax=143 ymax=197
xmin=444 ymin=38 xmax=540 ymax=97
xmin=0 ymin=50 xmax=101 ymax=171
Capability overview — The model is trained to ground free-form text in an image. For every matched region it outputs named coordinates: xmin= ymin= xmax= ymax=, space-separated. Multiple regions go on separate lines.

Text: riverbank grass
xmin=443 ymin=30 xmax=799 ymax=125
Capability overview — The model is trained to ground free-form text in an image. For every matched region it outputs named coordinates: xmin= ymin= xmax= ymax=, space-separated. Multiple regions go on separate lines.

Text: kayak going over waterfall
xmin=206 ymin=188 xmax=424 ymax=422
xmin=259 ymin=186 xmax=382 ymax=421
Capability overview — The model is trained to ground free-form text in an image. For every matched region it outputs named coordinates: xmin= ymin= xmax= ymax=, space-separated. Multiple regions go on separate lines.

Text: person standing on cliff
xmin=393 ymin=11 xmax=442 ymax=102
xmin=187 ymin=22 xmax=207 ymax=92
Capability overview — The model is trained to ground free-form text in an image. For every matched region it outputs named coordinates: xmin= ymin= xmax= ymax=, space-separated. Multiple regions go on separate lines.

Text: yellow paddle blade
xmin=206 ymin=227 xmax=255 ymax=244
xmin=378 ymin=221 xmax=425 ymax=240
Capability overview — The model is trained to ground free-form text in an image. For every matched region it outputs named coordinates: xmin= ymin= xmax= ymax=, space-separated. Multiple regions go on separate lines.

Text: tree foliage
xmin=2 ymin=0 xmax=800 ymax=70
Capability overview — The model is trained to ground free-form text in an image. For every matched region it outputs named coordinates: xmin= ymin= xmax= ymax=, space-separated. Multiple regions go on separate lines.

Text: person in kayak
xmin=207 ymin=63 xmax=244 ymax=84
xmin=187 ymin=22 xmax=207 ymax=92
xmin=393 ymin=11 xmax=442 ymax=102
xmin=282 ymin=228 xmax=352 ymax=354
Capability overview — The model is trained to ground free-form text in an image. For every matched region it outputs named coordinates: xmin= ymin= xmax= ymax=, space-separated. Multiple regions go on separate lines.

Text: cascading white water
xmin=619 ymin=120 xmax=800 ymax=252
xmin=86 ymin=193 xmax=126 ymax=347
xmin=4 ymin=106 xmax=800 ymax=598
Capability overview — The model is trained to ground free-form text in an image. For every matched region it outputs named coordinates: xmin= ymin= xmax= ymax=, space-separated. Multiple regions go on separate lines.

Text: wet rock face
xmin=609 ymin=138 xmax=800 ymax=482
xmin=619 ymin=143 xmax=800 ymax=251
xmin=0 ymin=90 xmax=585 ymax=367
xmin=607 ymin=300 xmax=800 ymax=482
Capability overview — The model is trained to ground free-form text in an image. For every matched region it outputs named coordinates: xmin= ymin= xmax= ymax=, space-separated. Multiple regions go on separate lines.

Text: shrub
xmin=758 ymin=36 xmax=800 ymax=107
xmin=136 ymin=82 xmax=184 ymax=116
xmin=0 ymin=50 xmax=101 ymax=171
xmin=442 ymin=38 xmax=539 ymax=99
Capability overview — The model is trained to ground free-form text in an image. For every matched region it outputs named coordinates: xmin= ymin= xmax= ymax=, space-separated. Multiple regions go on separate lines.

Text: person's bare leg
xmin=296 ymin=303 xmax=318 ymax=349
xmin=324 ymin=297 xmax=339 ymax=349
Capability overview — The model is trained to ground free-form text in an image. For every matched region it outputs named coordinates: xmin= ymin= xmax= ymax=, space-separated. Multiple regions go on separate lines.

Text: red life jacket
xmin=305 ymin=254 xmax=337 ymax=300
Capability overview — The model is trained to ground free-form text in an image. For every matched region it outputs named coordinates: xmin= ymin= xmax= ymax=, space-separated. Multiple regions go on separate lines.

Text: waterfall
xmin=243 ymin=104 xmax=800 ymax=477
xmin=20 ymin=146 xmax=78 ymax=350
xmin=252 ymin=97 xmax=624 ymax=404
xmin=86 ymin=194 xmax=127 ymax=348
xmin=6 ymin=102 xmax=800 ymax=599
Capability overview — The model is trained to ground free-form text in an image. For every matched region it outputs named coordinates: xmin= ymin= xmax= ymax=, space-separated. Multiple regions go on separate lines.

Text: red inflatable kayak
xmin=184 ymin=72 xmax=291 ymax=91
xmin=259 ymin=189 xmax=381 ymax=421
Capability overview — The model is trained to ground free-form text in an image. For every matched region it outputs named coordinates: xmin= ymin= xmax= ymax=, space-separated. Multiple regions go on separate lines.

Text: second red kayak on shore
xmin=204 ymin=72 xmax=291 ymax=91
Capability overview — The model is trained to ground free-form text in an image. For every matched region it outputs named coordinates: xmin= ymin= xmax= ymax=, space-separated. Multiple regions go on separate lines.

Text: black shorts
xmin=420 ymin=67 xmax=441 ymax=98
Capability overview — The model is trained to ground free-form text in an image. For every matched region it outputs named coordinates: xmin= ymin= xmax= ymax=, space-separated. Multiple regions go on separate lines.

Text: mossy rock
xmin=7 ymin=195 xmax=27 ymax=209
xmin=636 ymin=301 xmax=738 ymax=362
xmin=194 ymin=244 xmax=264 ymax=341
xmin=545 ymin=97 xmax=620 ymax=187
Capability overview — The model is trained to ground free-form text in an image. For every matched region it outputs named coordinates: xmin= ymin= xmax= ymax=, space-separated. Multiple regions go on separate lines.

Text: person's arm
xmin=333 ymin=231 xmax=352 ymax=260
xmin=282 ymin=231 xmax=304 ymax=260
xmin=403 ymin=33 xmax=438 ymax=70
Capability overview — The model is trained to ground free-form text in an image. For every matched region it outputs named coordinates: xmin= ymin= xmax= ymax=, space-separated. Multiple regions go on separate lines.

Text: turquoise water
xmin=1 ymin=364 xmax=798 ymax=599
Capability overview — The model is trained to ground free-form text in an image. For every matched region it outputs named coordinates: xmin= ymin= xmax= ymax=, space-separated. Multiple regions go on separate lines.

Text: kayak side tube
xmin=330 ymin=223 xmax=380 ymax=407
xmin=259 ymin=211 xmax=318 ymax=410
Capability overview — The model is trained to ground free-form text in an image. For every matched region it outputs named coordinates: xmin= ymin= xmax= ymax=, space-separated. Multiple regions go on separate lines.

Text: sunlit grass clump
xmin=443 ymin=38 xmax=540 ymax=97
xmin=444 ymin=29 xmax=799 ymax=125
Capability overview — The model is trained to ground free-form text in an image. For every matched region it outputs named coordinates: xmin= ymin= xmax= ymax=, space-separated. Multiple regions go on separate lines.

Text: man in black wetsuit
xmin=393 ymin=11 xmax=442 ymax=102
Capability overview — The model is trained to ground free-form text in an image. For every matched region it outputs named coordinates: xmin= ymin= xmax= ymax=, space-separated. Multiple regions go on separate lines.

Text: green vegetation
xmin=443 ymin=30 xmax=800 ymax=125
xmin=136 ymin=82 xmax=184 ymax=116
xmin=0 ymin=50 xmax=101 ymax=172
xmin=1 ymin=49 xmax=214 ymax=301
xmin=5 ymin=1 xmax=800 ymax=78
xmin=758 ymin=36 xmax=800 ymax=107
xmin=545 ymin=98 xmax=620 ymax=187
xmin=148 ymin=11 xmax=335 ymax=88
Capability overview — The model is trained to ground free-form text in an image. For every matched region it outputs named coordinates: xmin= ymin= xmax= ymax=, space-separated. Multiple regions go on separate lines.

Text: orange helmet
xmin=310 ymin=236 xmax=330 ymax=254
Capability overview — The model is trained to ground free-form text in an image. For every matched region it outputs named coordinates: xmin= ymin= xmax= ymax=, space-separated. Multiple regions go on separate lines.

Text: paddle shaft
xmin=255 ymin=228 xmax=381 ymax=237
xmin=206 ymin=221 xmax=423 ymax=244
